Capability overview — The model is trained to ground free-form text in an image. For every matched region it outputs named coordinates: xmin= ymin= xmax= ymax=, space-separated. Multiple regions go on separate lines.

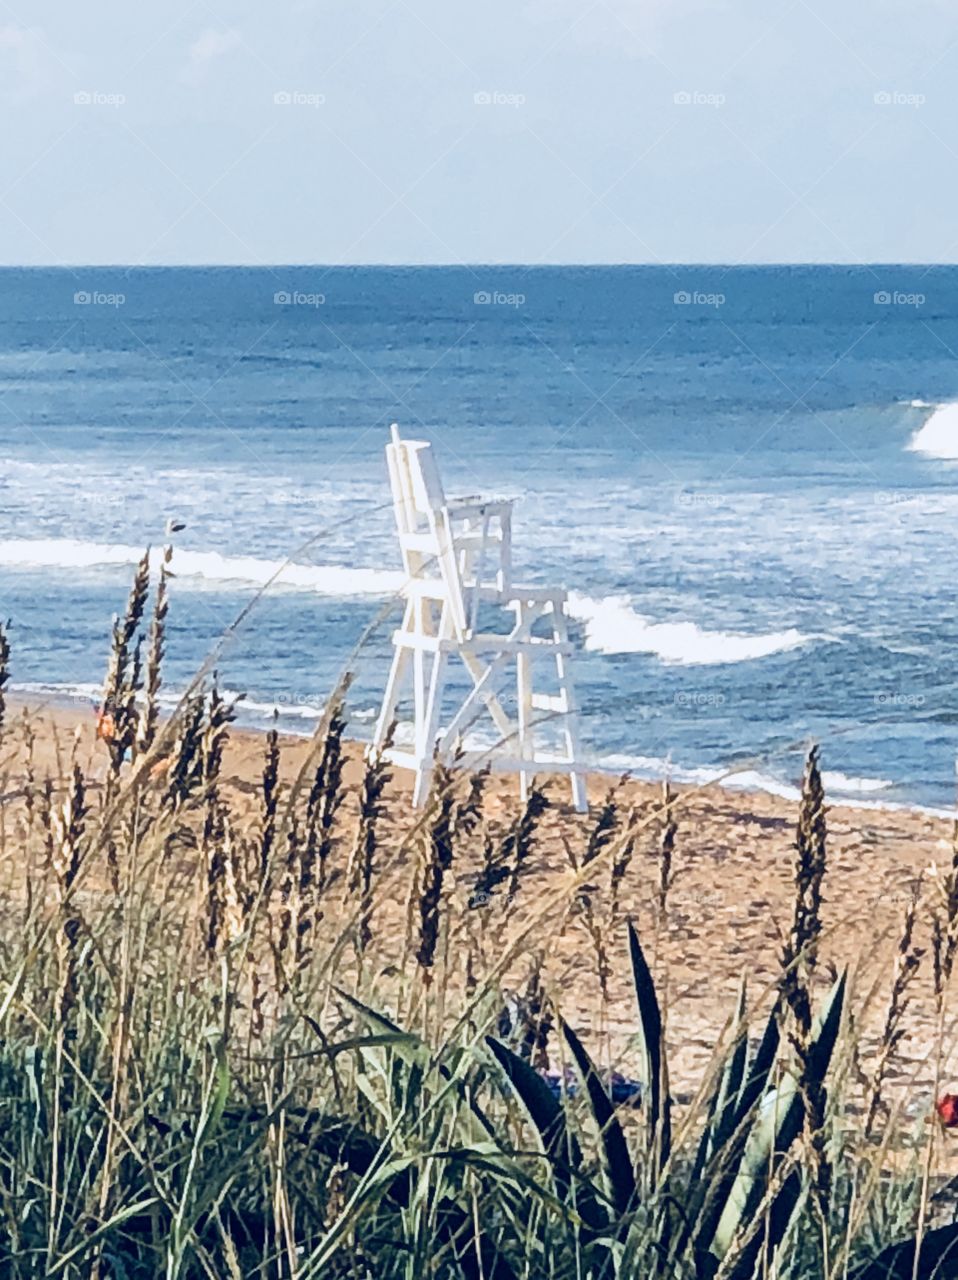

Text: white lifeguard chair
xmin=372 ymin=424 xmax=588 ymax=812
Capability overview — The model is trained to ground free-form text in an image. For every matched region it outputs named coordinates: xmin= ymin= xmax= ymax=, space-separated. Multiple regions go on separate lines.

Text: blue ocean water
xmin=2 ymin=264 xmax=958 ymax=808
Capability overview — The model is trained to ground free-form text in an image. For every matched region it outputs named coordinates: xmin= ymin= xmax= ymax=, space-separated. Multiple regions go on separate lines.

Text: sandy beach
xmin=3 ymin=689 xmax=954 ymax=1114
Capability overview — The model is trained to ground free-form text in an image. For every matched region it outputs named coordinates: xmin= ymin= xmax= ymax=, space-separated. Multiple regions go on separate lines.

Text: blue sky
xmin=1 ymin=0 xmax=957 ymax=265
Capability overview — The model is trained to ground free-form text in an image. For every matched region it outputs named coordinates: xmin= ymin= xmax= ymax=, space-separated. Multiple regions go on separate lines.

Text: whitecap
xmin=10 ymin=680 xmax=327 ymax=724
xmin=3 ymin=542 xmax=816 ymax=668
xmin=596 ymin=756 xmax=808 ymax=803
xmin=233 ymin=696 xmax=323 ymax=721
xmin=821 ymin=770 xmax=892 ymax=794
xmin=11 ymin=680 xmax=102 ymax=703
xmin=907 ymin=401 xmax=958 ymax=458
xmin=0 ymin=538 xmax=404 ymax=597
xmin=597 ymin=752 xmax=723 ymax=785
xmin=567 ymin=592 xmax=812 ymax=665
xmin=718 ymin=770 xmax=801 ymax=801
xmin=595 ymin=755 xmax=932 ymax=813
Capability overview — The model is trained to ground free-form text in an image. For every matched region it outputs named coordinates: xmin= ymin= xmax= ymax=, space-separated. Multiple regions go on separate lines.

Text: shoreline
xmin=8 ymin=685 xmax=955 ymax=823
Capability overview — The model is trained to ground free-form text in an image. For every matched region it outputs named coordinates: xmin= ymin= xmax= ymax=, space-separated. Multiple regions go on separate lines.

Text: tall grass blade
xmin=560 ymin=1019 xmax=637 ymax=1219
xmin=627 ymin=918 xmax=670 ymax=1174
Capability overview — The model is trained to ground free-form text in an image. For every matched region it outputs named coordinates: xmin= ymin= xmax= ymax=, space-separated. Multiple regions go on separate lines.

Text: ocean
xmin=2 ymin=264 xmax=957 ymax=809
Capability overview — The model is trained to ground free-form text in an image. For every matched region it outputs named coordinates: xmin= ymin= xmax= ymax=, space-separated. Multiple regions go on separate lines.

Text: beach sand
xmin=2 ymin=692 xmax=955 ymax=1117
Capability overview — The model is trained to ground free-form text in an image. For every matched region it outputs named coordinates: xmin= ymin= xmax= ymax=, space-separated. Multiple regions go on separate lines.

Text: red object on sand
xmin=96 ymin=709 xmax=116 ymax=742
xmin=936 ymin=1094 xmax=958 ymax=1127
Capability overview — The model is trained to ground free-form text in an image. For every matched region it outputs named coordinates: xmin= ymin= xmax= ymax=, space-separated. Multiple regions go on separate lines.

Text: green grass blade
xmin=485 ymin=1035 xmax=580 ymax=1197
xmin=628 ymin=918 xmax=670 ymax=1175
xmin=560 ymin=1019 xmax=636 ymax=1219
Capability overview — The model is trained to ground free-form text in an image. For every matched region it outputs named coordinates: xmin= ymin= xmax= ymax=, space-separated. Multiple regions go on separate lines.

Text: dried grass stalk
xmin=865 ymin=883 xmax=923 ymax=1139
xmin=348 ymin=731 xmax=393 ymax=956
xmin=258 ymin=716 xmax=281 ymax=890
xmin=99 ymin=549 xmax=150 ymax=775
xmin=504 ymin=782 xmax=549 ymax=902
xmin=658 ymin=779 xmax=677 ymax=917
xmin=931 ymin=818 xmax=958 ymax=1004
xmin=304 ymin=698 xmax=347 ymax=896
xmin=780 ymin=745 xmax=831 ymax=1225
xmin=136 ymin=544 xmax=171 ymax=757
xmin=415 ymin=763 xmax=456 ymax=975
xmin=51 ymin=761 xmax=87 ymax=1020
xmin=0 ymin=618 xmax=9 ymax=736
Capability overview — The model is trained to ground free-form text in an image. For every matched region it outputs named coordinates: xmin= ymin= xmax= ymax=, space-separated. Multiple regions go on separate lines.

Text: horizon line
xmin=1 ymin=261 xmax=957 ymax=271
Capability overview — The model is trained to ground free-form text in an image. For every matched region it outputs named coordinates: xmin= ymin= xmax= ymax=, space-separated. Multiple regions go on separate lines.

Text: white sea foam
xmin=10 ymin=680 xmax=326 ymax=722
xmin=12 ymin=680 xmax=102 ymax=703
xmin=567 ymin=593 xmax=811 ymax=665
xmin=907 ymin=401 xmax=958 ymax=458
xmin=9 ymin=682 xmax=946 ymax=816
xmin=233 ymin=696 xmax=323 ymax=720
xmin=596 ymin=753 xmax=949 ymax=814
xmin=598 ymin=752 xmax=722 ymax=786
xmin=721 ymin=770 xmax=803 ymax=802
xmin=595 ymin=755 xmax=803 ymax=800
xmin=1 ymin=540 xmax=819 ymax=667
xmin=0 ymin=539 xmax=404 ymax=597
xmin=821 ymin=770 xmax=893 ymax=794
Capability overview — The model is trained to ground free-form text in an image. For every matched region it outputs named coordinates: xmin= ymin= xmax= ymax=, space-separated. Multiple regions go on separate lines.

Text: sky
xmin=1 ymin=0 xmax=957 ymax=265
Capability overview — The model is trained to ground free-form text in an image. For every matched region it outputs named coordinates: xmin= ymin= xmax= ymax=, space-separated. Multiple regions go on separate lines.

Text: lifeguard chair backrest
xmin=386 ymin=424 xmax=468 ymax=636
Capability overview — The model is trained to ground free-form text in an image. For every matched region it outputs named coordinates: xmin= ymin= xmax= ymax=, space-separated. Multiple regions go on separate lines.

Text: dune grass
xmin=0 ymin=557 xmax=955 ymax=1278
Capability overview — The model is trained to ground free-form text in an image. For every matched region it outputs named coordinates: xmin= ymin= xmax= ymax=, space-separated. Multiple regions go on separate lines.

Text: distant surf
xmin=597 ymin=752 xmax=929 ymax=813
xmin=1 ymin=539 xmax=814 ymax=668
xmin=907 ymin=401 xmax=958 ymax=458
xmin=10 ymin=679 xmax=328 ymax=723
xmin=0 ymin=539 xmax=405 ymax=597
xmin=821 ymin=770 xmax=893 ymax=795
xmin=11 ymin=685 xmax=934 ymax=814
xmin=567 ymin=593 xmax=813 ymax=665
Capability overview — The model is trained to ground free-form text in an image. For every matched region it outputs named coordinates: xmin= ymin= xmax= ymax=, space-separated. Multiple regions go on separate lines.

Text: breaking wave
xmin=907 ymin=401 xmax=958 ymax=459
xmin=566 ymin=593 xmax=812 ymax=665
xmin=0 ymin=539 xmax=404 ymax=597
xmin=1 ymin=541 xmax=821 ymax=668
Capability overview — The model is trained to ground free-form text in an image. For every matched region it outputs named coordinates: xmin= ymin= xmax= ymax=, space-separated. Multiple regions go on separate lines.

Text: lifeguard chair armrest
xmin=503 ymin=584 xmax=569 ymax=604
xmin=445 ymin=493 xmax=518 ymax=519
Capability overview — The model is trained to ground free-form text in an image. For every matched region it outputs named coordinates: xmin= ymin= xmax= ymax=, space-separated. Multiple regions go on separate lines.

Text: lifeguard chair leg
xmin=373 ymin=642 xmax=410 ymax=752
xmin=515 ymin=604 xmax=535 ymax=802
xmin=412 ymin=647 xmax=448 ymax=806
xmin=552 ymin=608 xmax=588 ymax=813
